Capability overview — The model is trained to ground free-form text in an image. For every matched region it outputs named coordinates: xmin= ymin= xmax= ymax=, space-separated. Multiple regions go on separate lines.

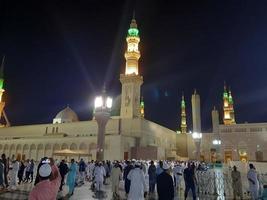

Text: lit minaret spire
xmin=223 ymin=82 xmax=235 ymax=125
xmin=0 ymin=56 xmax=5 ymax=103
xmin=228 ymin=87 xmax=236 ymax=124
xmin=120 ymin=15 xmax=143 ymax=118
xmin=180 ymin=93 xmax=187 ymax=134
xmin=124 ymin=15 xmax=140 ymax=75
xmin=0 ymin=55 xmax=10 ymax=127
xmin=140 ymin=96 xmax=145 ymax=118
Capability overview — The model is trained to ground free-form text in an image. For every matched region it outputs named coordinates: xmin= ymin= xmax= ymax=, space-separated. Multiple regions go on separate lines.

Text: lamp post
xmin=192 ymin=132 xmax=202 ymax=161
xmin=94 ymin=89 xmax=112 ymax=161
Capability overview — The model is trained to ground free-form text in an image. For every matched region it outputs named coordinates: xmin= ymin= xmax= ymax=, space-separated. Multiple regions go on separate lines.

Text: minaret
xmin=228 ymin=87 xmax=236 ymax=124
xmin=191 ymin=89 xmax=201 ymax=133
xmin=140 ymin=96 xmax=145 ymax=118
xmin=212 ymin=106 xmax=219 ymax=133
xmin=223 ymin=82 xmax=233 ymax=125
xmin=0 ymin=56 xmax=5 ymax=103
xmin=120 ymin=16 xmax=143 ymax=118
xmin=180 ymin=93 xmax=187 ymax=134
xmin=0 ymin=56 xmax=9 ymax=127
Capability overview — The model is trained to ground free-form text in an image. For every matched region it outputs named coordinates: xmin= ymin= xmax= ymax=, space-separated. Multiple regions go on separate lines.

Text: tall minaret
xmin=223 ymin=82 xmax=231 ymax=124
xmin=180 ymin=93 xmax=187 ymax=134
xmin=140 ymin=96 xmax=145 ymax=118
xmin=228 ymin=88 xmax=236 ymax=124
xmin=120 ymin=16 xmax=143 ymax=118
xmin=0 ymin=56 xmax=6 ymax=126
xmin=191 ymin=89 xmax=201 ymax=133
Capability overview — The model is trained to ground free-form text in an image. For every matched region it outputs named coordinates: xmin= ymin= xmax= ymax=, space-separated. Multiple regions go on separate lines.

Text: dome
xmin=53 ymin=106 xmax=79 ymax=124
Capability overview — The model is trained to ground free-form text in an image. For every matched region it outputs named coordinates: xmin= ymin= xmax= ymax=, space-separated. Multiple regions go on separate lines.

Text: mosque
xmin=0 ymin=18 xmax=178 ymax=162
xmin=176 ymin=85 xmax=267 ymax=163
xmin=0 ymin=17 xmax=266 ymax=163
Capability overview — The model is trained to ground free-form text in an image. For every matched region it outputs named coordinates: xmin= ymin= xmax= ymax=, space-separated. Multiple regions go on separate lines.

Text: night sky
xmin=1 ymin=0 xmax=267 ymax=131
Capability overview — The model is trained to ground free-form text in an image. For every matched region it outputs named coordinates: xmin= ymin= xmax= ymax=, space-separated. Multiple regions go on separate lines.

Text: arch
xmin=37 ymin=144 xmax=44 ymax=160
xmin=16 ymin=144 xmax=22 ymax=153
xmin=70 ymin=143 xmax=77 ymax=150
xmin=23 ymin=144 xmax=30 ymax=160
xmin=3 ymin=144 xmax=8 ymax=155
xmin=89 ymin=143 xmax=97 ymax=160
xmin=53 ymin=144 xmax=60 ymax=151
xmin=79 ymin=143 xmax=88 ymax=150
xmin=89 ymin=143 xmax=97 ymax=150
xmin=44 ymin=144 xmax=52 ymax=157
xmin=61 ymin=143 xmax=68 ymax=150
xmin=53 ymin=143 xmax=60 ymax=160
xmin=9 ymin=144 xmax=16 ymax=159
xmin=29 ymin=144 xmax=37 ymax=161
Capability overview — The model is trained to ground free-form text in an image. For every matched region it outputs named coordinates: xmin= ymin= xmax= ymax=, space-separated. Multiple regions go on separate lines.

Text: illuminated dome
xmin=53 ymin=106 xmax=79 ymax=124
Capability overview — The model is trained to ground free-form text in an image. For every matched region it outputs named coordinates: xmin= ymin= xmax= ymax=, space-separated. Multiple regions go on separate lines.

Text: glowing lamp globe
xmin=192 ymin=132 xmax=202 ymax=139
xmin=94 ymin=96 xmax=112 ymax=110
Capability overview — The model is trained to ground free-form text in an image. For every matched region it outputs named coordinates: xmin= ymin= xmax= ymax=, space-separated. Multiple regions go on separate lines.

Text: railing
xmin=194 ymin=168 xmax=267 ymax=199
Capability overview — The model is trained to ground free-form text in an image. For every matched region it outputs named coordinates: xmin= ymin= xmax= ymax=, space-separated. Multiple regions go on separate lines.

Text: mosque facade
xmin=0 ymin=18 xmax=178 ymax=162
xmin=177 ymin=85 xmax=267 ymax=163
xmin=0 ymin=17 xmax=266 ymax=163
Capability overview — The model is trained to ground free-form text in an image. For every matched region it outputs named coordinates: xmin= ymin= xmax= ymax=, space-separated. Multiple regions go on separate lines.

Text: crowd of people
xmin=0 ymin=153 xmax=266 ymax=200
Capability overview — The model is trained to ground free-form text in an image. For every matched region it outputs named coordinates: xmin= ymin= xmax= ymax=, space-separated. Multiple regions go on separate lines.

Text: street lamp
xmin=192 ymin=132 xmax=202 ymax=161
xmin=94 ymin=89 xmax=112 ymax=161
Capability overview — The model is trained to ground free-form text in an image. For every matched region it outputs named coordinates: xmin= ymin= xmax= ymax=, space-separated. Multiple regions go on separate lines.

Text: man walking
xmin=123 ymin=160 xmax=133 ymax=197
xmin=247 ymin=163 xmax=259 ymax=200
xmin=127 ymin=162 xmax=147 ymax=200
xmin=156 ymin=162 xmax=174 ymax=200
xmin=1 ymin=154 xmax=8 ymax=188
xmin=58 ymin=160 xmax=68 ymax=191
xmin=148 ymin=160 xmax=157 ymax=194
xmin=231 ymin=166 xmax=243 ymax=200
xmin=173 ymin=162 xmax=184 ymax=196
xmin=184 ymin=163 xmax=197 ymax=200
xmin=110 ymin=162 xmax=122 ymax=199
xmin=78 ymin=158 xmax=86 ymax=184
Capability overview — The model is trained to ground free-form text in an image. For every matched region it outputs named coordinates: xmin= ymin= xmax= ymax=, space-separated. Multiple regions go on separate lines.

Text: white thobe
xmin=9 ymin=161 xmax=19 ymax=189
xmin=93 ymin=166 xmax=106 ymax=191
xmin=247 ymin=168 xmax=259 ymax=200
xmin=127 ymin=168 xmax=146 ymax=200
xmin=173 ymin=165 xmax=183 ymax=187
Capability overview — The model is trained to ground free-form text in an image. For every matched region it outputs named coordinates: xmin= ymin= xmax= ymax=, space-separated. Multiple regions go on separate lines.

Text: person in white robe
xmin=111 ymin=162 xmax=122 ymax=199
xmin=247 ymin=163 xmax=259 ymax=200
xmin=93 ymin=162 xmax=106 ymax=192
xmin=173 ymin=162 xmax=184 ymax=196
xmin=127 ymin=162 xmax=147 ymax=200
xmin=9 ymin=160 xmax=19 ymax=190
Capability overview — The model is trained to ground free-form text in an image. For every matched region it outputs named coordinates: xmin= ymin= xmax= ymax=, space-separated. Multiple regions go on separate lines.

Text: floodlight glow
xmin=106 ymin=97 xmax=112 ymax=109
xmin=212 ymin=139 xmax=221 ymax=145
xmin=192 ymin=132 xmax=202 ymax=139
xmin=94 ymin=96 xmax=103 ymax=108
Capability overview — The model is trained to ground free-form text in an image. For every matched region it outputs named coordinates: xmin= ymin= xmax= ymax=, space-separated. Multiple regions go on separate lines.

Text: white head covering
xmin=39 ymin=164 xmax=52 ymax=177
xmin=162 ymin=162 xmax=170 ymax=170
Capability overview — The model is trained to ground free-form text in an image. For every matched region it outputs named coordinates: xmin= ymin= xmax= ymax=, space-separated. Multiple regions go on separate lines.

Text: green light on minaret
xmin=0 ymin=79 xmax=4 ymax=90
xmin=0 ymin=56 xmax=5 ymax=90
xmin=128 ymin=28 xmax=139 ymax=37
xmin=229 ymin=92 xmax=233 ymax=104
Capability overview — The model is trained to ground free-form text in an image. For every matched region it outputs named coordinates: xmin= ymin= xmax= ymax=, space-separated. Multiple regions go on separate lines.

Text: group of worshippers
xmin=231 ymin=163 xmax=267 ymax=200
xmin=117 ymin=160 xmax=188 ymax=200
xmin=0 ymin=154 xmax=35 ymax=191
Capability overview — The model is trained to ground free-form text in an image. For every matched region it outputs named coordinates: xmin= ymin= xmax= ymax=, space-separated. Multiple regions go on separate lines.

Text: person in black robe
xmin=123 ymin=160 xmax=134 ymax=197
xmin=18 ymin=161 xmax=25 ymax=184
xmin=157 ymin=162 xmax=174 ymax=200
